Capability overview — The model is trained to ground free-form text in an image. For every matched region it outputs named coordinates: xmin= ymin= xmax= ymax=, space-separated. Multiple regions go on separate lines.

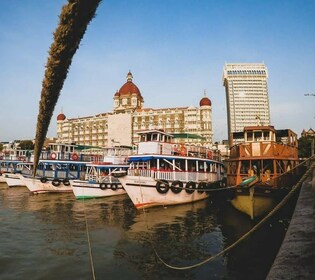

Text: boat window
xmin=262 ymin=159 xmax=274 ymax=173
xmin=199 ymin=161 xmax=204 ymax=171
xmin=187 ymin=160 xmax=196 ymax=172
xmin=263 ymin=131 xmax=270 ymax=141
xmin=152 ymin=133 xmax=158 ymax=141
xmin=254 ymin=131 xmax=262 ymax=141
xmin=240 ymin=161 xmax=250 ymax=175
xmin=247 ymin=132 xmax=253 ymax=141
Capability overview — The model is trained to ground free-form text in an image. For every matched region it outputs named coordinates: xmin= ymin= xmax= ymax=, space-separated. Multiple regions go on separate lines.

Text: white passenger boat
xmin=20 ymin=160 xmax=88 ymax=194
xmin=118 ymin=130 xmax=225 ymax=209
xmin=3 ymin=162 xmax=34 ymax=187
xmin=71 ymin=146 xmax=131 ymax=199
xmin=0 ymin=160 xmax=28 ymax=185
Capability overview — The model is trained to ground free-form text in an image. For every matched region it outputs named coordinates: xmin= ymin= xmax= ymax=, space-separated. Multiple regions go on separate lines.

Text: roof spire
xmin=126 ymin=70 xmax=133 ymax=82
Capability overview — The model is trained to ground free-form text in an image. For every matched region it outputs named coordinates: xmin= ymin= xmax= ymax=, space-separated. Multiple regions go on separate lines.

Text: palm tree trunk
xmin=33 ymin=0 xmax=102 ymax=175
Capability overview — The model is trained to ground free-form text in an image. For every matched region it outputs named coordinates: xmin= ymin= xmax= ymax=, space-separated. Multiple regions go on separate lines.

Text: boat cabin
xmin=102 ymin=146 xmax=132 ymax=165
xmin=230 ymin=126 xmax=298 ymax=148
xmin=136 ymin=130 xmax=173 ymax=155
xmin=227 ymin=125 xmax=299 ymax=186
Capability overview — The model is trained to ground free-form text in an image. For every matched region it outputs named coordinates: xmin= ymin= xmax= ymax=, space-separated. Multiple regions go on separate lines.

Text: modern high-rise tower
xmin=223 ymin=63 xmax=270 ymax=143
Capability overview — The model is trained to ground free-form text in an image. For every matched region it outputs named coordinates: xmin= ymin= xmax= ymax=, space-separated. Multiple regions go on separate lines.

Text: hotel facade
xmin=223 ymin=63 xmax=271 ymax=143
xmin=56 ymin=72 xmax=214 ymax=148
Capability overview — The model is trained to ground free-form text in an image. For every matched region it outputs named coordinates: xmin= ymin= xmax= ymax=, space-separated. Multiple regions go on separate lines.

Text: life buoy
xmin=40 ymin=177 xmax=48 ymax=183
xmin=71 ymin=153 xmax=79 ymax=161
xmin=52 ymin=178 xmax=61 ymax=187
xmin=63 ymin=178 xmax=70 ymax=186
xmin=207 ymin=151 xmax=213 ymax=159
xmin=99 ymin=183 xmax=107 ymax=190
xmin=111 ymin=184 xmax=118 ymax=191
xmin=179 ymin=145 xmax=187 ymax=156
xmin=156 ymin=180 xmax=170 ymax=194
xmin=197 ymin=182 xmax=207 ymax=194
xmin=185 ymin=181 xmax=196 ymax=194
xmin=170 ymin=180 xmax=183 ymax=194
xmin=50 ymin=152 xmax=57 ymax=160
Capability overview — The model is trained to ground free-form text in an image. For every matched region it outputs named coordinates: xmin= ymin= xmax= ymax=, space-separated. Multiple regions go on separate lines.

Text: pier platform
xmin=267 ymin=167 xmax=315 ymax=279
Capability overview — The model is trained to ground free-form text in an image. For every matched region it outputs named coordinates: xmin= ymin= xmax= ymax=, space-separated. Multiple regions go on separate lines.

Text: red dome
xmin=117 ymin=71 xmax=143 ymax=100
xmin=57 ymin=113 xmax=66 ymax=121
xmin=119 ymin=81 xmax=141 ymax=95
xmin=199 ymin=97 xmax=211 ymax=107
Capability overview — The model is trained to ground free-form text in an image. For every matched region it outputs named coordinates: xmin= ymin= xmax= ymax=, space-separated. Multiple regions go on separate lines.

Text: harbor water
xmin=0 ymin=183 xmax=297 ymax=280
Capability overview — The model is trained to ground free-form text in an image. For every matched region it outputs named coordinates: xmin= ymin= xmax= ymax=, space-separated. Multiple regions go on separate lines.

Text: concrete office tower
xmin=223 ymin=63 xmax=271 ymax=143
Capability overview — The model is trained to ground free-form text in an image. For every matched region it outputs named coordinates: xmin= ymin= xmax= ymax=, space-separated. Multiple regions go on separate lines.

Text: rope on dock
xmin=152 ymin=161 xmax=315 ymax=270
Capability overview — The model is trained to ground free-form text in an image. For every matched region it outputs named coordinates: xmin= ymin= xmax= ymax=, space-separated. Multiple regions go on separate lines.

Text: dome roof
xmin=117 ymin=71 xmax=142 ymax=99
xmin=199 ymin=97 xmax=211 ymax=107
xmin=57 ymin=113 xmax=66 ymax=121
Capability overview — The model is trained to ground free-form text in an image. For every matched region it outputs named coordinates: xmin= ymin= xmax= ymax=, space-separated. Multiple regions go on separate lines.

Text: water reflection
xmin=0 ymin=183 xmax=294 ymax=280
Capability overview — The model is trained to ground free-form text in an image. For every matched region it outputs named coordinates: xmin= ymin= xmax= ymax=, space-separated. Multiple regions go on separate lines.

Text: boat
xmin=0 ymin=159 xmax=26 ymax=184
xmin=20 ymin=159 xmax=88 ymax=194
xmin=70 ymin=146 xmax=131 ymax=199
xmin=226 ymin=125 xmax=301 ymax=219
xmin=3 ymin=162 xmax=34 ymax=187
xmin=118 ymin=130 xmax=225 ymax=209
xmin=0 ymin=142 xmax=100 ymax=187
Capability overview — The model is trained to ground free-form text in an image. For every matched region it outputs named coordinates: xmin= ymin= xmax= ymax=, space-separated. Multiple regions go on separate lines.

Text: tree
xmin=33 ymin=0 xmax=102 ymax=175
xmin=298 ymin=136 xmax=315 ymax=158
xmin=19 ymin=140 xmax=34 ymax=150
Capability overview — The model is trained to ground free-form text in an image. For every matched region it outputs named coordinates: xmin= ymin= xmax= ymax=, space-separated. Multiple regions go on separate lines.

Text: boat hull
xmin=71 ymin=180 xmax=126 ymax=199
xmin=20 ymin=176 xmax=72 ymax=194
xmin=230 ymin=186 xmax=281 ymax=219
xmin=119 ymin=176 xmax=209 ymax=209
xmin=4 ymin=174 xmax=26 ymax=187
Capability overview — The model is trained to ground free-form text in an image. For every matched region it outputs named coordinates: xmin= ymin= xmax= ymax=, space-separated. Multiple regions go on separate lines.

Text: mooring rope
xmin=152 ymin=162 xmax=315 ymax=270
xmin=82 ymin=191 xmax=96 ymax=280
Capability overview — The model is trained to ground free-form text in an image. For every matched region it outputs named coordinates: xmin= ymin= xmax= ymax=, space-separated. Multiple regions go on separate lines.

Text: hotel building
xmin=223 ymin=63 xmax=271 ymax=143
xmin=56 ymin=72 xmax=213 ymax=148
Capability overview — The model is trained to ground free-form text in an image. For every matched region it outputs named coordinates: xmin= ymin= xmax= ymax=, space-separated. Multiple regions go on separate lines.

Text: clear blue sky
xmin=1 ymin=0 xmax=314 ymax=142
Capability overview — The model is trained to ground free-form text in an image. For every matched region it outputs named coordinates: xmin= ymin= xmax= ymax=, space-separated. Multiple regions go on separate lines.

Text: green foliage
xmin=298 ymin=136 xmax=315 ymax=158
xmin=19 ymin=140 xmax=34 ymax=150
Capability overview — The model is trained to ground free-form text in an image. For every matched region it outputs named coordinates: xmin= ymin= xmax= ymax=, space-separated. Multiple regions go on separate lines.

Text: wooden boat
xmin=70 ymin=146 xmax=131 ymax=199
xmin=226 ymin=125 xmax=301 ymax=219
xmin=118 ymin=130 xmax=225 ymax=209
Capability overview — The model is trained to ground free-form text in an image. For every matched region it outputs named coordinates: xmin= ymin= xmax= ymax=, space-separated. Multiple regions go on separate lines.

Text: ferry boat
xmin=2 ymin=162 xmax=34 ymax=187
xmin=0 ymin=159 xmax=26 ymax=184
xmin=20 ymin=159 xmax=88 ymax=194
xmin=70 ymin=146 xmax=131 ymax=199
xmin=118 ymin=130 xmax=225 ymax=209
xmin=226 ymin=125 xmax=301 ymax=219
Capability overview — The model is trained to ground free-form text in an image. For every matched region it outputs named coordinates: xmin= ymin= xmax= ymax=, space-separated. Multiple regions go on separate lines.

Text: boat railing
xmin=35 ymin=169 xmax=84 ymax=179
xmin=128 ymin=168 xmax=220 ymax=182
xmin=85 ymin=174 xmax=120 ymax=183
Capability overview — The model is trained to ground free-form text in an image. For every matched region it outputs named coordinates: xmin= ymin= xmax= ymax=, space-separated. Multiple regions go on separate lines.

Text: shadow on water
xmin=0 ymin=183 xmax=298 ymax=280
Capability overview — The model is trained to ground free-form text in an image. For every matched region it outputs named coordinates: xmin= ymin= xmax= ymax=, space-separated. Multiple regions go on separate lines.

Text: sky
xmin=1 ymin=0 xmax=314 ymax=143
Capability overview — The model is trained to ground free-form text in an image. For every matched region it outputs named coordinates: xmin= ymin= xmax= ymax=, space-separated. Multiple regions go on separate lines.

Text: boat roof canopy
xmin=172 ymin=133 xmax=206 ymax=140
